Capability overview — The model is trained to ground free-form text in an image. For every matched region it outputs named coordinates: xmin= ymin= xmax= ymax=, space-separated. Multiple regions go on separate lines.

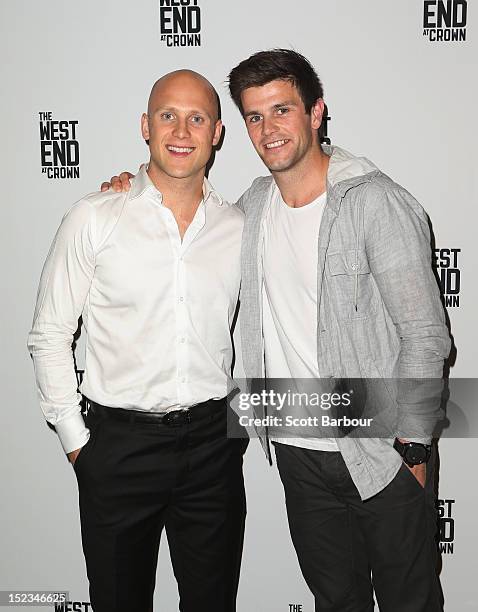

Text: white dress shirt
xmin=28 ymin=166 xmax=244 ymax=453
xmin=262 ymin=185 xmax=339 ymax=451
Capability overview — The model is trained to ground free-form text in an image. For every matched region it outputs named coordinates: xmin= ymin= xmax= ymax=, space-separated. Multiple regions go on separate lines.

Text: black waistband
xmin=86 ymin=397 xmax=226 ymax=427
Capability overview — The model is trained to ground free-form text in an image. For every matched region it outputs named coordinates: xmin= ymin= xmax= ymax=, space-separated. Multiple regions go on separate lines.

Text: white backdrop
xmin=1 ymin=0 xmax=476 ymax=610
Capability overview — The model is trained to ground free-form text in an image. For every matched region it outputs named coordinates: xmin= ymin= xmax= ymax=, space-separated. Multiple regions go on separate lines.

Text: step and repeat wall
xmin=1 ymin=0 xmax=476 ymax=610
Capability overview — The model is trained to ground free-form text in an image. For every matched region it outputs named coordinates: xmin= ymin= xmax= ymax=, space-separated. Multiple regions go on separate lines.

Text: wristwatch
xmin=393 ymin=438 xmax=431 ymax=467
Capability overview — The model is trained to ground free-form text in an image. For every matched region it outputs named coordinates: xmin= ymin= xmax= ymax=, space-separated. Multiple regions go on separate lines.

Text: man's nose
xmin=261 ymin=115 xmax=278 ymax=137
xmin=172 ymin=117 xmax=191 ymax=139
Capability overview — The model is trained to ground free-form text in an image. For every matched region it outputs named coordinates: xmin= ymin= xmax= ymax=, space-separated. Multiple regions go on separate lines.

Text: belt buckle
xmin=163 ymin=409 xmax=190 ymax=427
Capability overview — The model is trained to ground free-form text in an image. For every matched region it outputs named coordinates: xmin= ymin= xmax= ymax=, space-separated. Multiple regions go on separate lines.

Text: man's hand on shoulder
xmin=100 ymin=171 xmax=135 ymax=193
xmin=67 ymin=447 xmax=82 ymax=466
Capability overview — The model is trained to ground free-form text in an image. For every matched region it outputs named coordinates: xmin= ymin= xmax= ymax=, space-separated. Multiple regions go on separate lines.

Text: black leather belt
xmin=86 ymin=397 xmax=226 ymax=427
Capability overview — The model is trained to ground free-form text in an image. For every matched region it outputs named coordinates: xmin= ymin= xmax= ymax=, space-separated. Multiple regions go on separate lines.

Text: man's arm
xmin=27 ymin=200 xmax=96 ymax=462
xmin=364 ymin=182 xmax=451 ymax=441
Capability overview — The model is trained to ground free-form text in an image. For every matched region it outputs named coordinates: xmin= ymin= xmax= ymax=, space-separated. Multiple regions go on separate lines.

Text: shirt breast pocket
xmin=326 ymin=250 xmax=377 ymax=321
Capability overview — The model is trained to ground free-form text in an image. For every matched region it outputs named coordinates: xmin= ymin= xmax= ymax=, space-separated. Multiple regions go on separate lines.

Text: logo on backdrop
xmin=423 ymin=0 xmax=467 ymax=42
xmin=39 ymin=112 xmax=80 ymax=179
xmin=53 ymin=602 xmax=91 ymax=611
xmin=436 ymin=498 xmax=455 ymax=554
xmin=433 ymin=248 xmax=461 ymax=308
xmin=159 ymin=0 xmax=201 ymax=47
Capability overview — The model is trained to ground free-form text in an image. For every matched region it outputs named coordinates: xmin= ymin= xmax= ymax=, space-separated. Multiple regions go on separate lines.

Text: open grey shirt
xmin=236 ymin=145 xmax=451 ymax=500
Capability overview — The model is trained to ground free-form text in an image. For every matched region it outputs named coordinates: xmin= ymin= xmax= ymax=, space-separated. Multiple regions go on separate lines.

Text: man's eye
xmin=277 ymin=107 xmax=289 ymax=115
xmin=248 ymin=115 xmax=261 ymax=124
xmin=161 ymin=112 xmax=174 ymax=120
xmin=190 ymin=115 xmax=204 ymax=124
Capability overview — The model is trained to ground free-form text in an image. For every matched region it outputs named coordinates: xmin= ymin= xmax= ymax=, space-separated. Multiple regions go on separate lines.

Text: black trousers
xmin=74 ymin=400 xmax=248 ymax=612
xmin=274 ymin=443 xmax=442 ymax=612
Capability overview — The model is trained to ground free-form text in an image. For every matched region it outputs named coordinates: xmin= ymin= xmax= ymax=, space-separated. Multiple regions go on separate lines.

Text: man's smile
xmin=166 ymin=145 xmax=195 ymax=156
xmin=264 ymin=139 xmax=290 ymax=150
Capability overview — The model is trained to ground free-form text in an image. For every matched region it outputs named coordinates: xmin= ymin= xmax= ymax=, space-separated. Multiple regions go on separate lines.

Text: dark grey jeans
xmin=274 ymin=442 xmax=442 ymax=612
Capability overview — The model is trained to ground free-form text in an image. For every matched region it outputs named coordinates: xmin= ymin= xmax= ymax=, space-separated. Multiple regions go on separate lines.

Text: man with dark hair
xmin=28 ymin=70 xmax=247 ymax=612
xmin=228 ymin=48 xmax=449 ymax=612
xmin=102 ymin=50 xmax=450 ymax=611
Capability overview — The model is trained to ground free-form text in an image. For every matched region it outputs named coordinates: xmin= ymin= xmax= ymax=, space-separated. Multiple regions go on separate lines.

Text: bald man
xmin=28 ymin=71 xmax=248 ymax=612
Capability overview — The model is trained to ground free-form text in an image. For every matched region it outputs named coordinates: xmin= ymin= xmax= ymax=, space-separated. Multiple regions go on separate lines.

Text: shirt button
xmin=180 ymin=337 xmax=186 ymax=344
xmin=180 ymin=376 xmax=186 ymax=383
xmin=179 ymin=297 xmax=184 ymax=303
xmin=351 ymin=263 xmax=358 ymax=270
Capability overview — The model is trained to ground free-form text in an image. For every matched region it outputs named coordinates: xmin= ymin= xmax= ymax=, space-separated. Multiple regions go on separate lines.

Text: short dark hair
xmin=228 ymin=48 xmax=324 ymax=116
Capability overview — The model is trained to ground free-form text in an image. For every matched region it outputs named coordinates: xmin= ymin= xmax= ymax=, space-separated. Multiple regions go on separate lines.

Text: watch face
xmin=405 ymin=445 xmax=427 ymax=464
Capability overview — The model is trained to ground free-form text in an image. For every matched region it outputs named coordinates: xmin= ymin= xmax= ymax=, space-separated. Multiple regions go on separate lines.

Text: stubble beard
xmin=261 ymin=143 xmax=309 ymax=174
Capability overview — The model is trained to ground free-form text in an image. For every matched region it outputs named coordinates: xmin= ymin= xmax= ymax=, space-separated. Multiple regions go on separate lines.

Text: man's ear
xmin=311 ymin=98 xmax=325 ymax=131
xmin=212 ymin=119 xmax=223 ymax=146
xmin=141 ymin=113 xmax=150 ymax=142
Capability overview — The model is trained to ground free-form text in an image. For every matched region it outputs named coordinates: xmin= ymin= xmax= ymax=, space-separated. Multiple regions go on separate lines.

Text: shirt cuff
xmin=55 ymin=412 xmax=90 ymax=454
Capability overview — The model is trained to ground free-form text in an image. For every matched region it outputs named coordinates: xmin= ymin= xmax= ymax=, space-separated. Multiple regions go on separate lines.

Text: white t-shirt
xmin=262 ymin=185 xmax=339 ymax=451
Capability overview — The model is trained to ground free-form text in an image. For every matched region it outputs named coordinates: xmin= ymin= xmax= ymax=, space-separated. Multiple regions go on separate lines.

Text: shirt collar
xmin=202 ymin=176 xmax=223 ymax=206
xmin=129 ymin=164 xmax=223 ymax=206
xmin=129 ymin=164 xmax=155 ymax=200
